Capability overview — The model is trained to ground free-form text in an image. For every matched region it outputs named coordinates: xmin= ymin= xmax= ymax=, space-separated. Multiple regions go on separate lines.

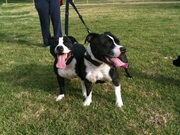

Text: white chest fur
xmin=85 ymin=60 xmax=112 ymax=83
xmin=57 ymin=59 xmax=77 ymax=79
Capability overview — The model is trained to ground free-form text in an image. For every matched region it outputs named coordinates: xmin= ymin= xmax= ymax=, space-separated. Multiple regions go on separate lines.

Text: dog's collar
xmin=66 ymin=55 xmax=74 ymax=65
xmin=84 ymin=53 xmax=102 ymax=66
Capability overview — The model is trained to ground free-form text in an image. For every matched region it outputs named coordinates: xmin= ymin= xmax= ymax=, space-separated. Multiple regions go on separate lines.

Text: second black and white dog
xmin=82 ymin=32 xmax=129 ymax=107
xmin=50 ymin=36 xmax=86 ymax=101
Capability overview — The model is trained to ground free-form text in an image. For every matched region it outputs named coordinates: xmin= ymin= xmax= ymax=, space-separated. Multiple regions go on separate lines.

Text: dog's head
xmin=50 ymin=36 xmax=78 ymax=69
xmin=173 ymin=55 xmax=180 ymax=67
xmin=85 ymin=32 xmax=128 ymax=68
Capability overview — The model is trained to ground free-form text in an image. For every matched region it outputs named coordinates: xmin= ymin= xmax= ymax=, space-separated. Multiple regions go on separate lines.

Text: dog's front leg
xmin=83 ymin=80 xmax=93 ymax=106
xmin=111 ymin=69 xmax=123 ymax=107
xmin=114 ymin=85 xmax=123 ymax=107
xmin=56 ymin=76 xmax=65 ymax=101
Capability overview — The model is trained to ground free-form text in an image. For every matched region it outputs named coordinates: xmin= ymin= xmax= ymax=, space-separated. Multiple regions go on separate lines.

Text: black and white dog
xmin=173 ymin=55 xmax=180 ymax=67
xmin=81 ymin=32 xmax=129 ymax=107
xmin=50 ymin=36 xmax=86 ymax=101
xmin=50 ymin=32 xmax=129 ymax=107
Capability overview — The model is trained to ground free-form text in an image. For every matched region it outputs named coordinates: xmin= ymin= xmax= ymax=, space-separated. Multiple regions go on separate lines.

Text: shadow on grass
xmin=0 ymin=32 xmax=42 ymax=47
xmin=157 ymin=3 xmax=180 ymax=9
xmin=129 ymin=67 xmax=180 ymax=87
xmin=0 ymin=63 xmax=83 ymax=99
xmin=130 ymin=66 xmax=180 ymax=112
xmin=0 ymin=63 xmax=179 ymax=103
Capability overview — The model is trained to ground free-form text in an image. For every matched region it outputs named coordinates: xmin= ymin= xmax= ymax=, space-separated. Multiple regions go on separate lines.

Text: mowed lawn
xmin=0 ymin=2 xmax=179 ymax=135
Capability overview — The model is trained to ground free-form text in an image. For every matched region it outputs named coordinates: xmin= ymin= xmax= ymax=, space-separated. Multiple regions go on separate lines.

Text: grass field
xmin=2 ymin=0 xmax=180 ymax=4
xmin=0 ymin=1 xmax=180 ymax=135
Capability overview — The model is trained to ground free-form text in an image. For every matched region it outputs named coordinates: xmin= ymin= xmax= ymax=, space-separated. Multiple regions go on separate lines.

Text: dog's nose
xmin=56 ymin=46 xmax=64 ymax=53
xmin=120 ymin=47 xmax=126 ymax=53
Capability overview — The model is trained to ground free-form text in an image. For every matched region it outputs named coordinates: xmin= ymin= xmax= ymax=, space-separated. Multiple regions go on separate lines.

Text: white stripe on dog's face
xmin=107 ymin=35 xmax=123 ymax=57
xmin=56 ymin=37 xmax=71 ymax=53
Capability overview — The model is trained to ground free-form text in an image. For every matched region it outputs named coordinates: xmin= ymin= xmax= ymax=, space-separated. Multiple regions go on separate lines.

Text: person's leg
xmin=34 ymin=0 xmax=51 ymax=46
xmin=50 ymin=0 xmax=63 ymax=41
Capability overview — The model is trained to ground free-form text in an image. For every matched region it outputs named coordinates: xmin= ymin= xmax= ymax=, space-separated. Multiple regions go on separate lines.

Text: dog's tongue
xmin=110 ymin=58 xmax=128 ymax=68
xmin=56 ymin=54 xmax=67 ymax=69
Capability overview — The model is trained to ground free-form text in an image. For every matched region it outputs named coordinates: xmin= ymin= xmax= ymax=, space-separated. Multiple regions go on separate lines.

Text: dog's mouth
xmin=105 ymin=56 xmax=128 ymax=68
xmin=56 ymin=52 xmax=72 ymax=69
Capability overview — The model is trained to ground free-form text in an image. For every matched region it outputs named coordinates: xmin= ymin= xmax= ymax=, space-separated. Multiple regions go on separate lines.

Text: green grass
xmin=2 ymin=0 xmax=180 ymax=4
xmin=0 ymin=2 xmax=180 ymax=135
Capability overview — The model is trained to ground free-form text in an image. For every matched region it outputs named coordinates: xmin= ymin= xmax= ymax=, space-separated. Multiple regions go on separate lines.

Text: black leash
xmin=65 ymin=0 xmax=70 ymax=36
xmin=65 ymin=0 xmax=91 ymax=36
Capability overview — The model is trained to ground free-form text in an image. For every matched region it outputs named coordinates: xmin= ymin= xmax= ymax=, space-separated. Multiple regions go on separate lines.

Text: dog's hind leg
xmin=83 ymin=91 xmax=92 ymax=106
xmin=56 ymin=76 xmax=65 ymax=101
xmin=83 ymin=80 xmax=93 ymax=106
xmin=80 ymin=80 xmax=87 ymax=97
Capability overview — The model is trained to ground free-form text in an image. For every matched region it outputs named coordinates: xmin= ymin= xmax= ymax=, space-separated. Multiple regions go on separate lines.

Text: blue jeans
xmin=34 ymin=0 xmax=62 ymax=46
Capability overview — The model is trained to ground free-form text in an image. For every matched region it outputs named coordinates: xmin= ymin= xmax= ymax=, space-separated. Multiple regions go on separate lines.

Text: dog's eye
xmin=106 ymin=41 xmax=113 ymax=47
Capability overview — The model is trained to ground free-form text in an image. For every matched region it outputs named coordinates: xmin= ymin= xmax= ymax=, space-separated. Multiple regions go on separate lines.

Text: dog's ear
xmin=50 ymin=37 xmax=59 ymax=46
xmin=85 ymin=33 xmax=99 ymax=44
xmin=68 ymin=36 xmax=78 ymax=44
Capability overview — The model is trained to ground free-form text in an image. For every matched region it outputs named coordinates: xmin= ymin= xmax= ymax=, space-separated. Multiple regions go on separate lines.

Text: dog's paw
xmin=56 ymin=94 xmax=65 ymax=101
xmin=82 ymin=92 xmax=87 ymax=98
xmin=83 ymin=98 xmax=92 ymax=106
xmin=116 ymin=100 xmax=123 ymax=108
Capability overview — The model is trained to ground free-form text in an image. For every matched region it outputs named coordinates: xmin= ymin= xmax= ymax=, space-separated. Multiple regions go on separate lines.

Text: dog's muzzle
xmin=56 ymin=46 xmax=64 ymax=54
